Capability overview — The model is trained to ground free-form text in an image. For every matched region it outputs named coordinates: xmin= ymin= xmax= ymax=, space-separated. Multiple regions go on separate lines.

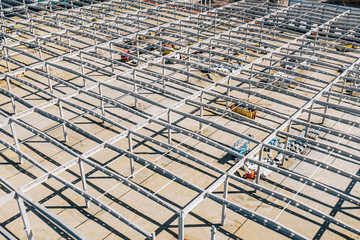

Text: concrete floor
xmin=0 ymin=1 xmax=359 ymax=240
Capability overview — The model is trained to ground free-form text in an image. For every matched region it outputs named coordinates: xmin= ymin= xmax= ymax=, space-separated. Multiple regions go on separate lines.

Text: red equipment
xmin=121 ymin=49 xmax=131 ymax=62
xmin=243 ymin=165 xmax=256 ymax=180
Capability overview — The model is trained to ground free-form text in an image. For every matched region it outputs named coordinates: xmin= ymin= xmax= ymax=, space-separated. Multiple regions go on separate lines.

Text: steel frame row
xmin=0 ymin=0 xmax=359 ymax=239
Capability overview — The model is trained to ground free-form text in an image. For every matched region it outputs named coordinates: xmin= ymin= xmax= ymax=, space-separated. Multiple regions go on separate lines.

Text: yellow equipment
xmin=163 ymin=43 xmax=175 ymax=55
xmin=230 ymin=103 xmax=257 ymax=119
xmin=336 ymin=44 xmax=358 ymax=52
xmin=136 ymin=32 xmax=155 ymax=40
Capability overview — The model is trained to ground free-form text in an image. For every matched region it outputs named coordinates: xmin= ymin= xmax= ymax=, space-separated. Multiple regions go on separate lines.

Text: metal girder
xmin=216 ymin=82 xmax=300 ymax=110
xmin=186 ymin=98 xmax=276 ymax=131
xmin=0 ymin=0 xmax=239 ymax=125
xmin=303 ymin=108 xmax=360 ymax=129
xmin=0 ymin=192 xmax=15 ymax=207
xmin=0 ymin=176 xmax=87 ymax=240
xmin=0 ymin=91 xmax=185 ymax=216
xmin=101 ymin=82 xmax=168 ymax=109
xmin=277 ymin=130 xmax=360 ymax=165
xmin=314 ymin=98 xmax=360 ymax=116
xmin=80 ymin=157 xmax=180 ymax=214
xmin=0 ymin=225 xmax=17 ymax=240
xmin=207 ymin=193 xmax=310 ymax=240
xmin=150 ymin=118 xmax=247 ymax=159
xmin=290 ymin=118 xmax=360 ymax=144
xmin=179 ymin=4 xmax=353 ymax=225
xmin=228 ymin=174 xmax=360 ymax=235
xmin=137 ymin=68 xmax=201 ymax=92
xmin=252 ymin=62 xmax=332 ymax=85
xmin=21 ymin=158 xmax=80 ymax=192
xmin=1 ymin=134 xmax=155 ymax=238
xmin=0 ymin=0 xmax=184 ymax=78
xmin=229 ymin=75 xmax=311 ymax=102
xmin=52 ymin=175 xmax=153 ymax=238
xmin=323 ymin=90 xmax=360 ymax=103
xmin=170 ymin=108 xmax=260 ymax=144
xmin=263 ymin=142 xmax=360 ymax=182
xmin=106 ymin=143 xmax=204 ymax=193
xmin=129 ymin=130 xmax=224 ymax=174
xmin=245 ymin=158 xmax=360 ymax=206
xmin=0 ymin=0 xmax=360 ymax=239
xmin=333 ymin=82 xmax=360 ymax=94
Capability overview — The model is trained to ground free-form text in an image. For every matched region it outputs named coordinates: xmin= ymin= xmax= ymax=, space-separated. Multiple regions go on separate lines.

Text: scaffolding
xmin=0 ymin=0 xmax=359 ymax=239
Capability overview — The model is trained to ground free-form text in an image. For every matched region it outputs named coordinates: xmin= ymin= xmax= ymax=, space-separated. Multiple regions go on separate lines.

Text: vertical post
xmin=305 ymin=102 xmax=313 ymax=138
xmin=339 ymin=77 xmax=346 ymax=104
xmin=248 ymin=83 xmax=252 ymax=101
xmin=162 ymin=57 xmax=166 ymax=76
xmin=45 ymin=64 xmax=53 ymax=93
xmin=16 ymin=195 xmax=34 ymax=240
xmin=98 ymin=83 xmax=105 ymax=115
xmin=211 ymin=225 xmax=216 ymax=240
xmin=5 ymin=76 xmax=17 ymax=114
xmin=187 ymin=51 xmax=190 ymax=82
xmin=226 ymin=77 xmax=231 ymax=108
xmin=214 ymin=13 xmax=216 ymax=34
xmin=248 ymin=66 xmax=254 ymax=100
xmin=10 ymin=122 xmax=23 ymax=164
xmin=4 ymin=47 xmax=11 ymax=71
xmin=110 ymin=43 xmax=115 ymax=72
xmin=221 ymin=175 xmax=229 ymax=226
xmin=168 ymin=110 xmax=172 ymax=144
xmin=94 ymin=32 xmax=98 ymax=53
xmin=178 ymin=210 xmax=184 ymax=240
xmin=136 ymin=40 xmax=139 ymax=66
xmin=282 ymin=121 xmax=292 ymax=165
xmin=199 ymin=91 xmax=204 ymax=132
xmin=162 ymin=75 xmax=166 ymax=92
xmin=80 ymin=52 xmax=86 ymax=87
xmin=78 ymin=159 xmax=90 ymax=208
xmin=133 ymin=70 xmax=138 ymax=108
xmin=128 ymin=132 xmax=135 ymax=178
xmin=67 ymin=31 xmax=71 ymax=53
xmin=58 ymin=100 xmax=68 ymax=142
xmin=256 ymin=145 xmax=263 ymax=185
xmin=36 ymin=38 xmax=43 ymax=61
xmin=322 ymin=85 xmax=332 ymax=124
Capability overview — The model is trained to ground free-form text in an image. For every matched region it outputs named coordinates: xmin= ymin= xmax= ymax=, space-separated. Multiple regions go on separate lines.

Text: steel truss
xmin=0 ymin=0 xmax=359 ymax=239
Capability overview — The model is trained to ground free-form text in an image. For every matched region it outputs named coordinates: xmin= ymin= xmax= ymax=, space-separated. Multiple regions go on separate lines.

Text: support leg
xmin=133 ymin=70 xmax=138 ymax=108
xmin=199 ymin=91 xmax=204 ymax=132
xmin=16 ymin=195 xmax=34 ymax=240
xmin=322 ymin=85 xmax=332 ymax=124
xmin=178 ymin=210 xmax=184 ymax=240
xmin=211 ymin=225 xmax=216 ymax=240
xmin=45 ymin=64 xmax=53 ymax=93
xmin=98 ymin=84 xmax=105 ymax=115
xmin=221 ymin=175 xmax=229 ymax=226
xmin=282 ymin=121 xmax=292 ymax=166
xmin=226 ymin=78 xmax=231 ymax=109
xmin=6 ymin=76 xmax=16 ymax=114
xmin=80 ymin=52 xmax=86 ymax=87
xmin=256 ymin=145 xmax=263 ymax=185
xmin=10 ymin=122 xmax=22 ymax=164
xmin=58 ymin=101 xmax=68 ymax=142
xmin=168 ymin=110 xmax=172 ymax=144
xmin=305 ymin=103 xmax=313 ymax=138
xmin=79 ymin=160 xmax=90 ymax=208
xmin=128 ymin=132 xmax=135 ymax=178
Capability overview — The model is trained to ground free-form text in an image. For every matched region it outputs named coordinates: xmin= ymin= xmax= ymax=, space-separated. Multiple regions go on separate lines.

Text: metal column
xmin=221 ymin=175 xmax=229 ymax=226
